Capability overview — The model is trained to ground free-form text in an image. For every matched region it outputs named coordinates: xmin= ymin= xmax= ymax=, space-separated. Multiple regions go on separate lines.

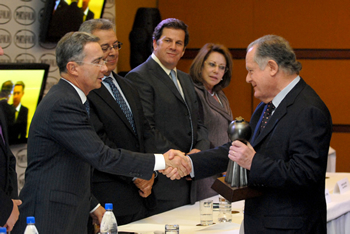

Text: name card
xmin=325 ymin=189 xmax=331 ymax=203
xmin=334 ymin=177 xmax=350 ymax=194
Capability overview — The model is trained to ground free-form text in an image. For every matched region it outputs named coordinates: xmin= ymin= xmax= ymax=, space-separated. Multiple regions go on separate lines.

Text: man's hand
xmin=187 ymin=148 xmax=201 ymax=155
xmin=90 ymin=205 xmax=105 ymax=226
xmin=160 ymin=167 xmax=181 ymax=180
xmin=134 ymin=173 xmax=155 ymax=198
xmin=3 ymin=199 xmax=22 ymax=231
xmin=229 ymin=140 xmax=256 ymax=170
xmin=162 ymin=149 xmax=191 ymax=179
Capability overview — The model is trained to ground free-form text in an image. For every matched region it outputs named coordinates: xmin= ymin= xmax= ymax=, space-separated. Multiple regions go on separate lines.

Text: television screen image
xmin=40 ymin=0 xmax=107 ymax=43
xmin=0 ymin=63 xmax=49 ymax=145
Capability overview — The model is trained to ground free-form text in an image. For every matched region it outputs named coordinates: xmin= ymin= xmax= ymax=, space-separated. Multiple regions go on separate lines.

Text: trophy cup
xmin=211 ymin=116 xmax=263 ymax=202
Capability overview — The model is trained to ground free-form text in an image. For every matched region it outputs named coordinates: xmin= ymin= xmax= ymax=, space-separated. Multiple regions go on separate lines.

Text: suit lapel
xmin=196 ymin=84 xmax=232 ymax=121
xmin=252 ymin=78 xmax=306 ymax=147
xmin=93 ymin=76 xmax=136 ymax=135
xmin=114 ymin=74 xmax=141 ymax=136
xmin=147 ymin=58 xmax=186 ymax=103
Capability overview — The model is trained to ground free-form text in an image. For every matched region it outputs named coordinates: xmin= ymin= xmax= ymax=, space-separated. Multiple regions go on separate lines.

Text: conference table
xmin=119 ymin=173 xmax=350 ymax=234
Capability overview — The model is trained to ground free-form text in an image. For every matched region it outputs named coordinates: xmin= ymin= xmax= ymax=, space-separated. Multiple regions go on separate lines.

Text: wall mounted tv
xmin=0 ymin=63 xmax=49 ymax=145
xmin=40 ymin=0 xmax=107 ymax=43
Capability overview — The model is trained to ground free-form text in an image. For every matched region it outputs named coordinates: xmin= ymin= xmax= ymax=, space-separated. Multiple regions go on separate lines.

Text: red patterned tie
xmin=260 ymin=101 xmax=275 ymax=130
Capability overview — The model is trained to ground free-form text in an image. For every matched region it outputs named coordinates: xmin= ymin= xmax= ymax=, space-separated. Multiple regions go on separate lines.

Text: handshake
xmin=161 ymin=149 xmax=194 ymax=180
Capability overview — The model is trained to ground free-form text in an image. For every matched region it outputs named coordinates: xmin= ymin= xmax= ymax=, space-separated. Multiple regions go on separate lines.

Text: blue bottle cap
xmin=105 ymin=203 xmax=113 ymax=210
xmin=27 ymin=216 xmax=35 ymax=224
xmin=0 ymin=227 xmax=7 ymax=232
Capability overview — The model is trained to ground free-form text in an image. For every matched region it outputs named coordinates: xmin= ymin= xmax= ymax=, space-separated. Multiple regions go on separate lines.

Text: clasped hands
xmin=160 ymin=149 xmax=193 ymax=180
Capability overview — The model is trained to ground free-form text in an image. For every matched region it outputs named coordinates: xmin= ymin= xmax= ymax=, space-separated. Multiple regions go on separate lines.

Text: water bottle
xmin=24 ymin=216 xmax=39 ymax=234
xmin=218 ymin=195 xmax=232 ymax=223
xmin=0 ymin=227 xmax=7 ymax=234
xmin=100 ymin=203 xmax=118 ymax=234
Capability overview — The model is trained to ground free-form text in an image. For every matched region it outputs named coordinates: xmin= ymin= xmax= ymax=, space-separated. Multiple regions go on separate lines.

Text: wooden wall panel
xmin=159 ymin=1 xmax=254 ymax=48
xmin=158 ymin=0 xmax=350 ymax=49
xmin=331 ymin=134 xmax=350 ymax=172
xmin=115 ymin=0 xmax=157 ymax=73
xmin=298 ymin=60 xmax=350 ymax=124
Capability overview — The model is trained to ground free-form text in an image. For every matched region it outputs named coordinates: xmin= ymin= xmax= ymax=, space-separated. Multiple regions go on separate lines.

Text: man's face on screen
xmin=12 ymin=85 xmax=24 ymax=108
xmin=92 ymin=29 xmax=119 ymax=76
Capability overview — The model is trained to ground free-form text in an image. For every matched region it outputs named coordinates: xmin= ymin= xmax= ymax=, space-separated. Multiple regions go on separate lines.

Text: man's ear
xmin=152 ymin=39 xmax=158 ymax=52
xmin=267 ymin=60 xmax=279 ymax=76
xmin=67 ymin=61 xmax=79 ymax=76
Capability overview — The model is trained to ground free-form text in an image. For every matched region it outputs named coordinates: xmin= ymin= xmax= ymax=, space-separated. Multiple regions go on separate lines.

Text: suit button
xmin=188 ymin=132 xmax=191 ymax=136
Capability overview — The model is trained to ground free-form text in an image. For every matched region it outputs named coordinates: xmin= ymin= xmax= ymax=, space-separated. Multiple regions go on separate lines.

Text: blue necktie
xmin=104 ymin=77 xmax=137 ymax=134
xmin=84 ymin=100 xmax=90 ymax=118
xmin=170 ymin=70 xmax=180 ymax=91
xmin=170 ymin=70 xmax=183 ymax=99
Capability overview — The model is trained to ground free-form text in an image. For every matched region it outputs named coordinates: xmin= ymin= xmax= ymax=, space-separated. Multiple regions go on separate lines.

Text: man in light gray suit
xmin=12 ymin=32 xmax=190 ymax=233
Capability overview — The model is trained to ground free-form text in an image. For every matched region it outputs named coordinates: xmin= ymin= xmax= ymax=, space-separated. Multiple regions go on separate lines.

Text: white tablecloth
xmin=119 ymin=197 xmax=244 ymax=234
xmin=119 ymin=172 xmax=350 ymax=234
xmin=326 ymin=173 xmax=350 ymax=234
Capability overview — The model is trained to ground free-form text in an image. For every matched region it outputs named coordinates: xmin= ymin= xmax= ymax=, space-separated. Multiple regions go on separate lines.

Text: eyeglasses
xmin=204 ymin=61 xmax=228 ymax=73
xmin=76 ymin=59 xmax=107 ymax=68
xmin=101 ymin=41 xmax=123 ymax=52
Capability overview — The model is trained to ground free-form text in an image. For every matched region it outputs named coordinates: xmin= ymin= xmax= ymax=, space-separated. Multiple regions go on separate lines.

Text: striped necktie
xmin=84 ymin=100 xmax=90 ymax=118
xmin=104 ymin=77 xmax=137 ymax=134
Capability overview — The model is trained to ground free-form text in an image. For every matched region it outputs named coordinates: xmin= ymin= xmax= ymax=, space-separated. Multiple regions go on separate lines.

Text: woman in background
xmin=190 ymin=43 xmax=233 ymax=200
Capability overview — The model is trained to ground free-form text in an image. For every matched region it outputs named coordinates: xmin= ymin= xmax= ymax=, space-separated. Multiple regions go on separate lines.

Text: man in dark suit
xmin=12 ymin=32 xmax=190 ymax=233
xmin=82 ymin=0 xmax=95 ymax=21
xmin=126 ymin=18 xmax=210 ymax=215
xmin=79 ymin=19 xmax=168 ymax=225
xmin=0 ymin=46 xmax=21 ymax=232
xmin=49 ymin=0 xmax=84 ymax=40
xmin=9 ymin=81 xmax=28 ymax=144
xmin=166 ymin=35 xmax=332 ymax=233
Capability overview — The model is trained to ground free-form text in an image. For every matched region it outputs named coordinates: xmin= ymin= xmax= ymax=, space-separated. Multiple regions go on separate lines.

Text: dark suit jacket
xmin=12 ymin=79 xmax=156 ymax=233
xmin=88 ymin=73 xmax=164 ymax=220
xmin=126 ymin=56 xmax=210 ymax=211
xmin=0 ymin=103 xmax=18 ymax=226
xmin=49 ymin=1 xmax=83 ymax=39
xmin=190 ymin=78 xmax=332 ymax=233
xmin=9 ymin=104 xmax=28 ymax=144
xmin=85 ymin=9 xmax=94 ymax=21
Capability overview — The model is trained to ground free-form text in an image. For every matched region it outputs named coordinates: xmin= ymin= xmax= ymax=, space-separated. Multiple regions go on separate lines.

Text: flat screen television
xmin=40 ymin=0 xmax=107 ymax=43
xmin=0 ymin=63 xmax=49 ymax=145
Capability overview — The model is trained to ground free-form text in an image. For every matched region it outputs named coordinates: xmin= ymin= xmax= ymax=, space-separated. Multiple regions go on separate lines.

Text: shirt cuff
xmin=90 ymin=203 xmax=100 ymax=213
xmin=154 ymin=154 xmax=166 ymax=170
xmin=188 ymin=156 xmax=195 ymax=178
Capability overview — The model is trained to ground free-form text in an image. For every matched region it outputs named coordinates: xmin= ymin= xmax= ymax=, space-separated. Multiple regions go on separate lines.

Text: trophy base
xmin=211 ymin=177 xmax=263 ymax=202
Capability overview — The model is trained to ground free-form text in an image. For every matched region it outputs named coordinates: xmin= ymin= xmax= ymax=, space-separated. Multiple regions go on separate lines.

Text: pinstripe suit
xmin=0 ymin=102 xmax=18 ymax=226
xmin=12 ymin=79 xmax=155 ymax=233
